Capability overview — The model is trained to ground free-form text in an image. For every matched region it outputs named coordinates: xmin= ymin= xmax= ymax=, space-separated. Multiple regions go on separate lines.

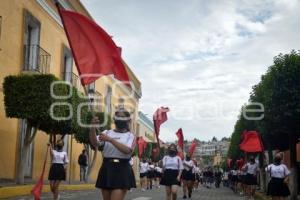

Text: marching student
xmin=48 ymin=140 xmax=69 ymax=200
xmin=181 ymin=154 xmax=195 ymax=199
xmin=160 ymin=143 xmax=183 ymax=200
xmin=266 ymin=153 xmax=290 ymax=200
xmin=89 ymin=109 xmax=136 ymax=200
xmin=155 ymin=163 xmax=163 ymax=188
xmin=139 ymin=158 xmax=149 ymax=191
xmin=193 ymin=162 xmax=201 ymax=190
xmin=147 ymin=161 xmax=155 ymax=190
xmin=242 ymin=156 xmax=259 ymax=200
xmin=129 ymin=156 xmax=136 ymax=192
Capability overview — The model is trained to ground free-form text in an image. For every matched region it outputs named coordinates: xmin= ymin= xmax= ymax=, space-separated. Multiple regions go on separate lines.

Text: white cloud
xmin=81 ymin=0 xmax=300 ymax=141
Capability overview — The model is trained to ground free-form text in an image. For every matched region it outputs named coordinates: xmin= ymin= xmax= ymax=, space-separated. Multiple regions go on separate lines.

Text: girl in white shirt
xmin=160 ymin=144 xmax=183 ymax=200
xmin=154 ymin=163 xmax=163 ymax=188
xmin=242 ymin=156 xmax=259 ymax=200
xmin=90 ymin=109 xmax=136 ymax=200
xmin=48 ymin=140 xmax=69 ymax=200
xmin=266 ymin=153 xmax=290 ymax=199
xmin=140 ymin=159 xmax=149 ymax=191
xmin=181 ymin=154 xmax=195 ymax=199
xmin=147 ymin=161 xmax=155 ymax=190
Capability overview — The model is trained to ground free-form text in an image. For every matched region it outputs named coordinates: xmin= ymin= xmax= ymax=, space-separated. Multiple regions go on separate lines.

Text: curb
xmin=0 ymin=184 xmax=95 ymax=199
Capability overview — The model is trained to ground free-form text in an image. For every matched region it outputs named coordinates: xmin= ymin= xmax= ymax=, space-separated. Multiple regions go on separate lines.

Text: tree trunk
xmin=16 ymin=122 xmax=37 ymax=184
xmin=289 ymin=133 xmax=298 ymax=200
xmin=87 ymin=149 xmax=98 ymax=182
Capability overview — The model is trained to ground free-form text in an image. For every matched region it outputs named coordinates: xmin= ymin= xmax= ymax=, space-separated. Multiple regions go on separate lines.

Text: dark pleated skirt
xmin=48 ymin=163 xmax=66 ymax=181
xmin=147 ymin=170 xmax=155 ymax=179
xmin=181 ymin=169 xmax=194 ymax=181
xmin=96 ymin=158 xmax=136 ymax=190
xmin=160 ymin=169 xmax=181 ymax=186
xmin=267 ymin=178 xmax=290 ymax=197
xmin=244 ymin=173 xmax=257 ymax=185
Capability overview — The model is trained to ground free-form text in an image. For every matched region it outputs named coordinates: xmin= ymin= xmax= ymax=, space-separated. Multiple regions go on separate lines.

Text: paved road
xmin=11 ymin=186 xmax=246 ymax=200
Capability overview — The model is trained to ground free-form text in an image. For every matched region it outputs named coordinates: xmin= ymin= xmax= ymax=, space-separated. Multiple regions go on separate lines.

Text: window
xmin=94 ymin=92 xmax=102 ymax=112
xmin=23 ymin=10 xmax=41 ymax=71
xmin=62 ymin=46 xmax=73 ymax=83
xmin=105 ymin=86 xmax=112 ymax=114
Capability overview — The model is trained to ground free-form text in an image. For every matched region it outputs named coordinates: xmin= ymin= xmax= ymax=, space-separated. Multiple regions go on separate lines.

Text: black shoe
xmin=183 ymin=195 xmax=187 ymax=199
xmin=188 ymin=193 xmax=192 ymax=198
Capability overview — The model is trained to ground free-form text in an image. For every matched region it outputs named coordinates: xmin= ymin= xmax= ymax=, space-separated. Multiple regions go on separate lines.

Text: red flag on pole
xmin=56 ymin=4 xmax=130 ymax=86
xmin=236 ymin=158 xmax=244 ymax=170
xmin=239 ymin=131 xmax=264 ymax=153
xmin=188 ymin=140 xmax=198 ymax=157
xmin=31 ymin=146 xmax=49 ymax=200
xmin=176 ymin=128 xmax=184 ymax=151
xmin=153 ymin=107 xmax=169 ymax=148
xmin=227 ymin=158 xmax=232 ymax=168
xmin=137 ymin=137 xmax=147 ymax=158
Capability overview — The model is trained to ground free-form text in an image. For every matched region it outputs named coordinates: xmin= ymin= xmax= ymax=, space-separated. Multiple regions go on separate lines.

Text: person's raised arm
xmin=89 ymin=117 xmax=99 ymax=148
xmin=99 ymin=133 xmax=136 ymax=154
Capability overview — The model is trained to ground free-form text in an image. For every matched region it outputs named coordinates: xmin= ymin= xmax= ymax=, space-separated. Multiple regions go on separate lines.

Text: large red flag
xmin=31 ymin=147 xmax=49 ymax=200
xmin=239 ymin=131 xmax=264 ymax=153
xmin=189 ymin=140 xmax=198 ymax=157
xmin=176 ymin=128 xmax=184 ymax=151
xmin=153 ymin=107 xmax=169 ymax=148
xmin=56 ymin=5 xmax=129 ymax=85
xmin=137 ymin=137 xmax=147 ymax=158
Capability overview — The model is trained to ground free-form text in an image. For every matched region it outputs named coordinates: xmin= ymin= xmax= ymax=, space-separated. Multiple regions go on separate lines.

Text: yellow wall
xmin=0 ymin=0 xmax=140 ymax=183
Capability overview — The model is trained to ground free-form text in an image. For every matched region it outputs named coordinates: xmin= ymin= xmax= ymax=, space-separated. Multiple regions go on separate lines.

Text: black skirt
xmin=181 ymin=169 xmax=194 ymax=181
xmin=140 ymin=172 xmax=148 ymax=178
xmin=160 ymin=169 xmax=181 ymax=186
xmin=244 ymin=173 xmax=257 ymax=185
xmin=155 ymin=171 xmax=162 ymax=179
xmin=96 ymin=158 xmax=136 ymax=190
xmin=48 ymin=163 xmax=66 ymax=181
xmin=147 ymin=170 xmax=155 ymax=179
xmin=267 ymin=178 xmax=290 ymax=197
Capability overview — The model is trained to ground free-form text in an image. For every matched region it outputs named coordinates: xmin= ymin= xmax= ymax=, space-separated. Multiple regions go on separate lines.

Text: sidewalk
xmin=0 ymin=179 xmax=95 ymax=199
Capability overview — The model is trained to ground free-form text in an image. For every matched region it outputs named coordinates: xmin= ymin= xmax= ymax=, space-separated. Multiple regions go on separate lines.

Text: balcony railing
xmin=62 ymin=72 xmax=79 ymax=88
xmin=23 ymin=44 xmax=51 ymax=74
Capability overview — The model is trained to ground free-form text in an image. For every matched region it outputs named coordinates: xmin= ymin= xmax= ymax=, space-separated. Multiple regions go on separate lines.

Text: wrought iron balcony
xmin=23 ymin=44 xmax=51 ymax=74
xmin=62 ymin=72 xmax=79 ymax=88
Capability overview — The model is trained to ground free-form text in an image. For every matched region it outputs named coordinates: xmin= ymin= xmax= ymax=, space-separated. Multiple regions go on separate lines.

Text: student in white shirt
xmin=182 ymin=154 xmax=195 ymax=199
xmin=154 ymin=163 xmax=163 ymax=188
xmin=160 ymin=144 xmax=183 ymax=200
xmin=147 ymin=161 xmax=155 ymax=190
xmin=139 ymin=158 xmax=149 ymax=191
xmin=266 ymin=153 xmax=290 ymax=199
xmin=193 ymin=162 xmax=201 ymax=190
xmin=242 ymin=156 xmax=259 ymax=200
xmin=48 ymin=140 xmax=69 ymax=200
xmin=90 ymin=109 xmax=136 ymax=200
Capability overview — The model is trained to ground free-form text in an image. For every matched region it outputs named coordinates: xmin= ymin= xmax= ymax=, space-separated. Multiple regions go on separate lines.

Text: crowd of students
xmin=45 ymin=109 xmax=291 ymax=200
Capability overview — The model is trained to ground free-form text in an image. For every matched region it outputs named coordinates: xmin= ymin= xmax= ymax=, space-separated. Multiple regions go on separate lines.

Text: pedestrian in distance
xmin=129 ymin=156 xmax=136 ymax=192
xmin=160 ymin=143 xmax=183 ymax=200
xmin=242 ymin=156 xmax=259 ymax=200
xmin=193 ymin=162 xmax=201 ymax=191
xmin=89 ymin=109 xmax=136 ymax=200
xmin=48 ymin=140 xmax=69 ymax=200
xmin=139 ymin=158 xmax=149 ymax=191
xmin=181 ymin=154 xmax=195 ymax=199
xmin=147 ymin=161 xmax=155 ymax=190
xmin=154 ymin=163 xmax=163 ymax=188
xmin=266 ymin=153 xmax=290 ymax=200
xmin=78 ymin=149 xmax=88 ymax=183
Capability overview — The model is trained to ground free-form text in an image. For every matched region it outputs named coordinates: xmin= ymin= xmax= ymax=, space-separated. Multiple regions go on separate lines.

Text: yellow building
xmin=0 ymin=0 xmax=141 ymax=183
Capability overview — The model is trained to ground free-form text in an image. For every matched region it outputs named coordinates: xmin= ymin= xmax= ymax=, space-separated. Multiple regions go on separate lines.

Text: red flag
xmin=176 ymin=128 xmax=184 ymax=151
xmin=153 ymin=107 xmax=169 ymax=148
xmin=227 ymin=158 xmax=232 ymax=168
xmin=31 ymin=147 xmax=49 ymax=200
xmin=152 ymin=147 xmax=159 ymax=159
xmin=56 ymin=5 xmax=129 ymax=85
xmin=239 ymin=131 xmax=264 ymax=153
xmin=236 ymin=158 xmax=244 ymax=169
xmin=137 ymin=137 xmax=147 ymax=158
xmin=188 ymin=140 xmax=198 ymax=157
xmin=178 ymin=151 xmax=184 ymax=160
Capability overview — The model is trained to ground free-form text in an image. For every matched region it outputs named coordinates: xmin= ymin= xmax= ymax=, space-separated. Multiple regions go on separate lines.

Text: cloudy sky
xmin=81 ymin=0 xmax=300 ymax=142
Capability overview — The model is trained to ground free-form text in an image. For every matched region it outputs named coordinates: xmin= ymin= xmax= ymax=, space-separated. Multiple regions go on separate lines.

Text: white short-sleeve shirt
xmin=162 ymin=155 xmax=184 ymax=170
xmin=155 ymin=166 xmax=162 ymax=173
xmin=183 ymin=160 xmax=194 ymax=171
xmin=246 ymin=162 xmax=259 ymax=175
xmin=266 ymin=164 xmax=290 ymax=178
xmin=52 ymin=150 xmax=69 ymax=164
xmin=140 ymin=162 xmax=149 ymax=173
xmin=97 ymin=130 xmax=135 ymax=159
xmin=193 ymin=166 xmax=200 ymax=174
